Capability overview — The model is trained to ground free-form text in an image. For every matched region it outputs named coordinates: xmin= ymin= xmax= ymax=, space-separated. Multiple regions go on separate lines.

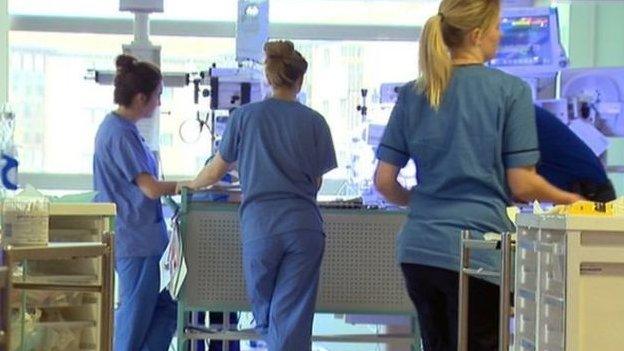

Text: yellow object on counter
xmin=560 ymin=200 xmax=614 ymax=216
xmin=611 ymin=197 xmax=624 ymax=216
xmin=507 ymin=197 xmax=624 ymax=222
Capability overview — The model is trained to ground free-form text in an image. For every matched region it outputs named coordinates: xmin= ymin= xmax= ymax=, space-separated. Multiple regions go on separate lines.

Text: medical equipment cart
xmin=458 ymin=231 xmax=514 ymax=351
xmin=176 ymin=189 xmax=420 ymax=350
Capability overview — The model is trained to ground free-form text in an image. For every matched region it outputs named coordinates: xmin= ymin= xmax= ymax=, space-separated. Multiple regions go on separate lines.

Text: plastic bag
xmin=1 ymin=187 xmax=50 ymax=246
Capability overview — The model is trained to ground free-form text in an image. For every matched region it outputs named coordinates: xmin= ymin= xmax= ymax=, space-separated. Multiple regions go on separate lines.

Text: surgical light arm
xmin=86 ymin=70 xmax=190 ymax=88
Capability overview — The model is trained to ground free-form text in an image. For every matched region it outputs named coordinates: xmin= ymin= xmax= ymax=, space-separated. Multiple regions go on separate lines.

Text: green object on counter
xmin=47 ymin=191 xmax=98 ymax=203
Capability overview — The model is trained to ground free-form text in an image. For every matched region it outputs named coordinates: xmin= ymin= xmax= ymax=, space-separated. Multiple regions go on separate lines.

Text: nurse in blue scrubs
xmin=180 ymin=40 xmax=337 ymax=350
xmin=93 ymin=54 xmax=178 ymax=351
xmin=373 ymin=1 xmax=582 ymax=350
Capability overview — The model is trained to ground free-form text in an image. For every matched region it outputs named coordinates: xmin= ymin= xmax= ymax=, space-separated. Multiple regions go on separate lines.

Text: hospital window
xmin=324 ymin=49 xmax=331 ymax=66
xmin=160 ymin=133 xmax=174 ymax=148
xmin=292 ymin=40 xmax=419 ymax=181
xmin=8 ymin=31 xmax=235 ymax=176
xmin=9 ymin=31 xmax=419 ymax=191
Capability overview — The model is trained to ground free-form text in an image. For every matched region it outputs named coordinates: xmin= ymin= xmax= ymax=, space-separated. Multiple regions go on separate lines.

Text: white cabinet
xmin=514 ymin=214 xmax=624 ymax=351
xmin=1 ymin=203 xmax=115 ymax=351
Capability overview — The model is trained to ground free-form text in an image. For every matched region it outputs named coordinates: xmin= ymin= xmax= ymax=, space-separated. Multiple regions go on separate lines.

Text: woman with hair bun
xmin=373 ymin=0 xmax=581 ymax=349
xmin=180 ymin=40 xmax=336 ymax=350
xmin=93 ymin=54 xmax=178 ymax=351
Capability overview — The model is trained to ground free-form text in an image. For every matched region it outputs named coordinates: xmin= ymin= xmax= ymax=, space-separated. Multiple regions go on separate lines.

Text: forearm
xmin=190 ymin=165 xmax=225 ymax=190
xmin=177 ymin=154 xmax=231 ymax=193
xmin=376 ymin=181 xmax=410 ymax=207
xmin=136 ymin=174 xmax=177 ymax=200
xmin=156 ymin=181 xmax=178 ymax=197
xmin=519 ymin=174 xmax=578 ymax=204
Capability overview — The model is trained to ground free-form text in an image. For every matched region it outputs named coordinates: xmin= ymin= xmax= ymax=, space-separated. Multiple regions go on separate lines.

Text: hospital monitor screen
xmin=490 ymin=7 xmax=563 ymax=75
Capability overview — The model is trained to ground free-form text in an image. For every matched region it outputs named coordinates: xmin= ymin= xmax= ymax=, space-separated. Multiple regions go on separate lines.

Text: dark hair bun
xmin=263 ymin=40 xmax=308 ymax=89
xmin=264 ymin=41 xmax=295 ymax=60
xmin=113 ymin=54 xmax=162 ymax=107
xmin=115 ymin=54 xmax=138 ymax=73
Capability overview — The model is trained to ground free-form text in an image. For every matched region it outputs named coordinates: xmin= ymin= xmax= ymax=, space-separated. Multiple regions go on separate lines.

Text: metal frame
xmin=176 ymin=189 xmax=420 ymax=350
xmin=1 ymin=233 xmax=115 ymax=351
xmin=9 ymin=14 xmax=422 ymax=42
xmin=0 ymin=0 xmax=7 ymax=106
xmin=458 ymin=230 xmax=514 ymax=351
xmin=0 ymin=266 xmax=9 ymax=350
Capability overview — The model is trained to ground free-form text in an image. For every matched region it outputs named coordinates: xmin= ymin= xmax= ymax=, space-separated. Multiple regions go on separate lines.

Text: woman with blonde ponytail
xmin=374 ymin=0 xmax=581 ymax=349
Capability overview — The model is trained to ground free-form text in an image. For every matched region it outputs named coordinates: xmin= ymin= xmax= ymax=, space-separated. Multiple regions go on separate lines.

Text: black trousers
xmin=401 ymin=263 xmax=499 ymax=351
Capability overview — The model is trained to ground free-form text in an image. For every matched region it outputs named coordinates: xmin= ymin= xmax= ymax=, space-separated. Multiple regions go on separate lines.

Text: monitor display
xmin=492 ymin=15 xmax=553 ymax=67
xmin=489 ymin=7 xmax=563 ymax=75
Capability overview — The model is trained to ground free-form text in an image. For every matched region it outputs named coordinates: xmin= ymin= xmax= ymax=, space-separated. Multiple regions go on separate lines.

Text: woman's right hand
xmin=175 ymin=181 xmax=193 ymax=194
xmin=566 ymin=192 xmax=585 ymax=204
xmin=507 ymin=166 xmax=587 ymax=205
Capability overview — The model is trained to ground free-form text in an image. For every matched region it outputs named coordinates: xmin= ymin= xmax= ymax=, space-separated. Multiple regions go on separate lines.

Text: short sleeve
xmin=376 ymin=86 xmax=410 ymax=167
xmin=314 ymin=115 xmax=338 ymax=176
xmin=219 ymin=108 xmax=242 ymax=163
xmin=112 ymin=130 xmax=152 ymax=183
xmin=503 ymin=81 xmax=540 ymax=168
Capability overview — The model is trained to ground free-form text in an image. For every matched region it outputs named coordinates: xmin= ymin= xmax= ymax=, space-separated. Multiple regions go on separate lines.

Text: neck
xmin=272 ymin=87 xmax=298 ymax=101
xmin=450 ymin=48 xmax=485 ymax=65
xmin=115 ymin=106 xmax=142 ymax=123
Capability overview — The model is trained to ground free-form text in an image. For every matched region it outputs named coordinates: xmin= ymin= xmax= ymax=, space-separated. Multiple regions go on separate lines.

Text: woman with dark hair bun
xmin=179 ymin=40 xmax=336 ymax=350
xmin=93 ymin=54 xmax=178 ymax=351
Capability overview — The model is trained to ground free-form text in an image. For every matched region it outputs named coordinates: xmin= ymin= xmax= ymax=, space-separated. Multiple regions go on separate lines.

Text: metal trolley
xmin=176 ymin=189 xmax=421 ymax=350
xmin=458 ymin=230 xmax=514 ymax=351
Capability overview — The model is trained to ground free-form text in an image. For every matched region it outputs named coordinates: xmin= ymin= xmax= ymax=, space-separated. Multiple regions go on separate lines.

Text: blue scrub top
xmin=219 ymin=98 xmax=337 ymax=243
xmin=376 ymin=65 xmax=539 ymax=272
xmin=93 ymin=112 xmax=168 ymax=258
xmin=535 ymin=106 xmax=609 ymax=191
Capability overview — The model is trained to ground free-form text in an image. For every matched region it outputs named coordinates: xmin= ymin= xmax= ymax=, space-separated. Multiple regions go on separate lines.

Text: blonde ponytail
xmin=418 ymin=14 xmax=452 ymax=110
xmin=417 ymin=0 xmax=501 ymax=110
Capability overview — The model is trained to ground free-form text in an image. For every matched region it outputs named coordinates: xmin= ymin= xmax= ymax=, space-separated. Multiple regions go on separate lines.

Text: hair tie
xmin=268 ymin=54 xmax=284 ymax=60
xmin=438 ymin=12 xmax=445 ymax=21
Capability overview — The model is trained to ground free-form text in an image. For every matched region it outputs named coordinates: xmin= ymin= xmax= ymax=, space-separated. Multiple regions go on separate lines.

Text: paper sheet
xmin=158 ymin=213 xmax=187 ymax=299
xmin=532 ymin=200 xmax=545 ymax=214
xmin=159 ymin=240 xmax=173 ymax=292
xmin=506 ymin=206 xmax=520 ymax=224
xmin=172 ymin=254 xmax=187 ymax=299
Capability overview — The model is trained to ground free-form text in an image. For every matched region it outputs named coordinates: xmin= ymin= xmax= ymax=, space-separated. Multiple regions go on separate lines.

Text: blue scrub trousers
xmin=243 ymin=230 xmax=325 ymax=351
xmin=115 ymin=256 xmax=177 ymax=351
